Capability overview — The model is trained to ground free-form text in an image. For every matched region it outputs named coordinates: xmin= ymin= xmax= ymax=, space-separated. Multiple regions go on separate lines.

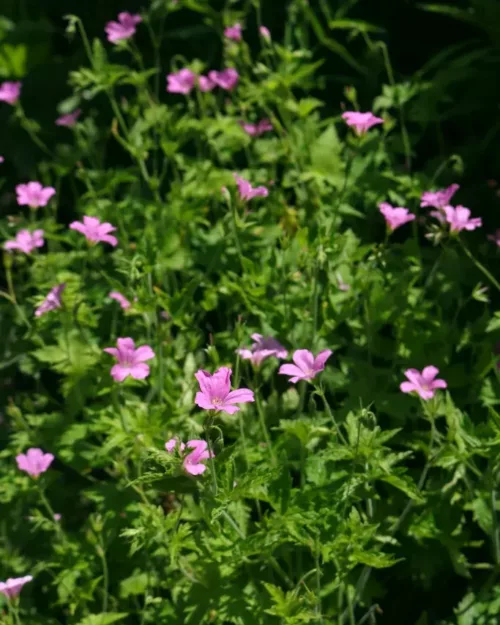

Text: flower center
xmin=211 ymin=397 xmax=223 ymax=406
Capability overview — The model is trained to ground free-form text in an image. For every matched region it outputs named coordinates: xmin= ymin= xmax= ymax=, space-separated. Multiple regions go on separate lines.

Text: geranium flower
xmin=379 ymin=202 xmax=416 ymax=231
xmin=56 ymin=109 xmax=81 ymax=127
xmin=488 ymin=229 xmax=500 ymax=246
xmin=165 ymin=438 xmax=213 ymax=475
xmin=16 ymin=448 xmax=54 ymax=478
xmin=0 ymin=156 xmax=4 ymax=163
xmin=259 ymin=26 xmax=271 ymax=39
xmin=16 ymin=182 xmax=56 ymax=209
xmin=420 ymin=183 xmax=459 ymax=209
xmin=198 ymin=75 xmax=216 ymax=92
xmin=0 ymin=576 xmax=33 ymax=599
xmin=208 ymin=68 xmax=239 ymax=91
xmin=224 ymin=23 xmax=242 ymax=41
xmin=237 ymin=333 xmax=288 ymax=366
xmin=167 ymin=69 xmax=195 ymax=95
xmin=400 ymin=366 xmax=447 ymax=400
xmin=4 ymin=229 xmax=44 ymax=254
xmin=443 ymin=205 xmax=482 ymax=232
xmin=35 ymin=284 xmax=66 ymax=318
xmin=233 ymin=173 xmax=268 ymax=201
xmin=104 ymin=338 xmax=155 ymax=382
xmin=240 ymin=119 xmax=273 ymax=137
xmin=70 ymin=216 xmax=118 ymax=246
xmin=194 ymin=367 xmax=254 ymax=414
xmin=109 ymin=291 xmax=131 ymax=310
xmin=342 ymin=111 xmax=384 ymax=135
xmin=105 ymin=12 xmax=142 ymax=43
xmin=279 ymin=349 xmax=332 ymax=383
xmin=0 ymin=81 xmax=21 ymax=105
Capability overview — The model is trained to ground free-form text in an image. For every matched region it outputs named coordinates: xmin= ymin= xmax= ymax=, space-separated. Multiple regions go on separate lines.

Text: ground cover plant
xmin=2 ymin=1 xmax=500 ymax=624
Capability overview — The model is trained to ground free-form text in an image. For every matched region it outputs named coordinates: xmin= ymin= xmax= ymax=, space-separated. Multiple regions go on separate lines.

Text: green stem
xmin=459 ymin=238 xmax=500 ymax=293
xmin=97 ymin=535 xmax=109 ymax=613
xmin=204 ymin=419 xmax=218 ymax=495
xmin=317 ymin=385 xmax=348 ymax=445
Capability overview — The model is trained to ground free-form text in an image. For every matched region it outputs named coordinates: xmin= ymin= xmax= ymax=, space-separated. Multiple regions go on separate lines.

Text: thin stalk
xmin=204 ymin=419 xmax=218 ymax=495
xmin=97 ymin=535 xmax=109 ymax=613
xmin=316 ymin=385 xmax=348 ymax=445
xmin=459 ymin=238 xmax=500 ymax=293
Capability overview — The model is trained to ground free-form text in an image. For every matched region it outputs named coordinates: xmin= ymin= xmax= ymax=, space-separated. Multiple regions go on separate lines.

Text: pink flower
xmin=259 ymin=26 xmax=271 ymax=39
xmin=104 ymin=338 xmax=155 ymax=382
xmin=35 ymin=283 xmax=66 ymax=318
xmin=198 ymin=75 xmax=216 ymax=92
xmin=70 ymin=216 xmax=118 ymax=246
xmin=279 ymin=349 xmax=332 ymax=383
xmin=16 ymin=181 xmax=56 ymax=209
xmin=54 ymin=513 xmax=62 ymax=522
xmin=488 ymin=229 xmax=500 ymax=246
xmin=443 ymin=205 xmax=482 ymax=232
xmin=240 ymin=119 xmax=273 ymax=137
xmin=379 ymin=202 xmax=416 ymax=231
xmin=233 ymin=173 xmax=268 ymax=202
xmin=342 ymin=111 xmax=384 ymax=135
xmin=338 ymin=278 xmax=350 ymax=291
xmin=4 ymin=229 xmax=44 ymax=254
xmin=237 ymin=333 xmax=288 ymax=366
xmin=0 ymin=156 xmax=4 ymax=163
xmin=0 ymin=576 xmax=33 ymax=600
xmin=208 ymin=68 xmax=239 ymax=91
xmin=0 ymin=81 xmax=21 ymax=105
xmin=16 ymin=448 xmax=54 ymax=478
xmin=421 ymin=184 xmax=459 ymax=209
xmin=195 ymin=367 xmax=254 ymax=414
xmin=109 ymin=291 xmax=131 ymax=310
xmin=225 ymin=23 xmax=243 ymax=41
xmin=165 ymin=438 xmax=213 ymax=475
xmin=167 ymin=69 xmax=195 ymax=95
xmin=400 ymin=366 xmax=447 ymax=400
xmin=56 ymin=109 xmax=81 ymax=127
xmin=105 ymin=12 xmax=142 ymax=43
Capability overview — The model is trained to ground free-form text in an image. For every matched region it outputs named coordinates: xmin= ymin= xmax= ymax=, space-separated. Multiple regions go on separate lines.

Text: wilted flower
xmin=70 ymin=216 xmax=118 ymax=246
xmin=56 ymin=109 xmax=81 ymax=127
xmin=105 ymin=12 xmax=142 ymax=43
xmin=259 ymin=26 xmax=271 ymax=39
xmin=342 ymin=111 xmax=384 ymax=135
xmin=35 ymin=284 xmax=66 ymax=318
xmin=4 ymin=229 xmax=44 ymax=254
xmin=379 ymin=202 xmax=416 ymax=231
xmin=237 ymin=333 xmax=288 ymax=366
xmin=198 ymin=75 xmax=216 ymax=92
xmin=233 ymin=173 xmax=268 ymax=202
xmin=0 ymin=576 xmax=33 ymax=599
xmin=109 ymin=291 xmax=131 ymax=310
xmin=208 ymin=68 xmax=239 ymax=91
xmin=195 ymin=367 xmax=254 ymax=414
xmin=0 ymin=81 xmax=21 ymax=105
xmin=443 ymin=205 xmax=482 ymax=232
xmin=225 ymin=23 xmax=242 ymax=41
xmin=104 ymin=337 xmax=155 ymax=382
xmin=400 ymin=366 xmax=447 ymax=400
xmin=279 ymin=349 xmax=332 ymax=383
xmin=488 ymin=229 xmax=500 ymax=246
xmin=167 ymin=69 xmax=195 ymax=95
xmin=16 ymin=448 xmax=54 ymax=478
xmin=16 ymin=182 xmax=56 ymax=209
xmin=421 ymin=183 xmax=459 ymax=209
xmin=165 ymin=438 xmax=213 ymax=475
xmin=240 ymin=119 xmax=273 ymax=137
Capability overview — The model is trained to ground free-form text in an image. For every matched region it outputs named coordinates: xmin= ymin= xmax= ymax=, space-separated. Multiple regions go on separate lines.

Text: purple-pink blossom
xmin=342 ymin=111 xmax=384 ymax=135
xmin=56 ymin=109 xmax=81 ymax=127
xmin=237 ymin=333 xmax=288 ymax=366
xmin=167 ymin=69 xmax=196 ymax=95
xmin=233 ymin=173 xmax=269 ymax=202
xmin=488 ymin=229 xmax=500 ymax=246
xmin=105 ymin=12 xmax=142 ymax=43
xmin=165 ymin=438 xmax=213 ymax=475
xmin=400 ymin=366 xmax=447 ymax=400
xmin=443 ymin=205 xmax=482 ymax=232
xmin=35 ymin=284 xmax=66 ymax=318
xmin=279 ymin=349 xmax=332 ymax=383
xmin=224 ymin=23 xmax=243 ymax=41
xmin=379 ymin=202 xmax=416 ymax=231
xmin=16 ymin=181 xmax=56 ymax=209
xmin=208 ymin=68 xmax=239 ymax=91
xmin=4 ymin=229 xmax=44 ymax=254
xmin=421 ymin=183 xmax=459 ymax=209
xmin=240 ymin=119 xmax=273 ymax=137
xmin=195 ymin=367 xmax=254 ymax=414
xmin=259 ymin=26 xmax=271 ymax=39
xmin=70 ymin=216 xmax=118 ymax=246
xmin=16 ymin=448 xmax=54 ymax=478
xmin=109 ymin=291 xmax=131 ymax=310
xmin=198 ymin=75 xmax=216 ymax=92
xmin=0 ymin=81 xmax=21 ymax=105
xmin=0 ymin=156 xmax=4 ymax=163
xmin=104 ymin=338 xmax=155 ymax=382
xmin=0 ymin=576 xmax=33 ymax=600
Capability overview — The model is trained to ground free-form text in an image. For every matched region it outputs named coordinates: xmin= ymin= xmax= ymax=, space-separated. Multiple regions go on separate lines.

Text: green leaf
xmin=75 ymin=614 xmax=128 ymax=625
